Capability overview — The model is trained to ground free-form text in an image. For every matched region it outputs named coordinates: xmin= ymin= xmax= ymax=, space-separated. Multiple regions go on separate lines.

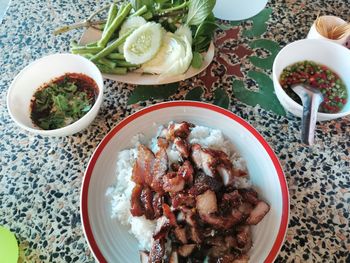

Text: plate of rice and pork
xmin=80 ymin=101 xmax=289 ymax=263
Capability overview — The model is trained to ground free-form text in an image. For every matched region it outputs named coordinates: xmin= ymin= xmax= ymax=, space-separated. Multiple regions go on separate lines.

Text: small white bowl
xmin=272 ymin=39 xmax=350 ymax=121
xmin=307 ymin=15 xmax=349 ymax=46
xmin=7 ymin=53 xmax=104 ymax=136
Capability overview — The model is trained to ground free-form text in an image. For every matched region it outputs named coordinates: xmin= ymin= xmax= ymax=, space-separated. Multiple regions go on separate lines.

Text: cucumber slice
xmin=118 ymin=16 xmax=147 ymax=54
xmin=123 ymin=22 xmax=164 ymax=65
xmin=142 ymin=32 xmax=185 ymax=74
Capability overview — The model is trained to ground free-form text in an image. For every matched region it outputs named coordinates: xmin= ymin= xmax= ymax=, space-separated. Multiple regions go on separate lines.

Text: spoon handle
xmin=301 ymin=93 xmax=323 ymax=145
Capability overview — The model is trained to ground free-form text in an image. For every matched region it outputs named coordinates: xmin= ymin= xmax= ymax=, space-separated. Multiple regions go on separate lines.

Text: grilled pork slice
xmin=163 ymin=172 xmax=185 ymax=193
xmin=217 ymin=164 xmax=235 ymax=186
xmin=191 ymin=144 xmax=217 ymax=178
xmin=130 ymin=184 xmax=144 ymax=217
xmin=141 ymin=186 xmax=155 ymax=220
xmin=174 ymin=137 xmax=190 ymax=159
xmin=132 ymin=145 xmax=155 ymax=185
xmin=188 ymin=172 xmax=222 ymax=196
xmin=174 ymin=226 xmax=187 ymax=244
xmin=169 ymin=251 xmax=179 ymax=263
xmin=152 ymin=193 xmax=164 ymax=219
xmin=233 ymin=255 xmax=249 ymax=263
xmin=178 ymin=244 xmax=196 ymax=257
xmin=200 ymin=210 xmax=243 ymax=230
xmin=197 ymin=190 xmax=244 ymax=229
xmin=236 ymin=225 xmax=252 ymax=253
xmin=246 ymin=201 xmax=270 ymax=225
xmin=162 ymin=203 xmax=177 ymax=226
xmin=177 ymin=160 xmax=194 ymax=184
xmin=152 ymin=147 xmax=168 ymax=192
xmin=191 ymin=144 xmax=239 ymax=186
xmin=153 ymin=216 xmax=171 ymax=240
xmin=239 ymin=188 xmax=259 ymax=205
xmin=166 ymin=122 xmax=193 ymax=141
xmin=148 ymin=238 xmax=166 ymax=263
xmin=157 ymin=137 xmax=168 ymax=149
xmin=171 ymin=192 xmax=195 ymax=209
xmin=196 ymin=189 xmax=218 ymax=216
xmin=220 ymin=190 xmax=243 ymax=214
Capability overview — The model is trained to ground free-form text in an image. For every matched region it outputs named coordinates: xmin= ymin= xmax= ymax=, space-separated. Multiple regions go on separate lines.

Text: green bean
xmin=91 ymin=30 xmax=133 ymax=61
xmin=97 ymin=64 xmax=128 ymax=75
xmin=115 ymin=60 xmax=139 ymax=67
xmin=130 ymin=5 xmax=147 ymax=17
xmin=71 ymin=46 xmax=103 ymax=54
xmin=82 ymin=55 xmax=117 ymax=68
xmin=102 ymin=4 xmax=118 ymax=37
xmin=142 ymin=11 xmax=153 ymax=20
xmin=86 ymin=41 xmax=98 ymax=47
xmin=107 ymin=53 xmax=125 ymax=60
xmin=116 ymin=3 xmax=126 ymax=16
xmin=98 ymin=58 xmax=117 ymax=68
xmin=82 ymin=53 xmax=93 ymax=59
xmin=98 ymin=3 xmax=132 ymax=48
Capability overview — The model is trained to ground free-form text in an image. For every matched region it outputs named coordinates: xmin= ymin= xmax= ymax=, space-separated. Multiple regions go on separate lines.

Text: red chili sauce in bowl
xmin=30 ymin=73 xmax=99 ymax=130
xmin=279 ymin=60 xmax=348 ymax=113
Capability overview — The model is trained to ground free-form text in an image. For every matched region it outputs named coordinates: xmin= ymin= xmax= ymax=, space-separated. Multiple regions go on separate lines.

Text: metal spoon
xmin=292 ymin=84 xmax=324 ymax=145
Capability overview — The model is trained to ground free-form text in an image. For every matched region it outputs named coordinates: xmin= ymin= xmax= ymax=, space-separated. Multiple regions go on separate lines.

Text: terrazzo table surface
xmin=0 ymin=0 xmax=349 ymax=262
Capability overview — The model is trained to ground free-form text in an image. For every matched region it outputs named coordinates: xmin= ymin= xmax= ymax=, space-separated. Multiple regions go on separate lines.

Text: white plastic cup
xmin=213 ymin=0 xmax=268 ymax=21
xmin=307 ymin=15 xmax=349 ymax=46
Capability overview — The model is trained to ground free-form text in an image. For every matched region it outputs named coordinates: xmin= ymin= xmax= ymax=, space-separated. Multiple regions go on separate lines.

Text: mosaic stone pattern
xmin=0 ymin=0 xmax=349 ymax=262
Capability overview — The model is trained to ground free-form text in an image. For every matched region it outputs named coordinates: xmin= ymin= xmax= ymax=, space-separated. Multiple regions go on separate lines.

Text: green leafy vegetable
xmin=191 ymin=52 xmax=202 ymax=68
xmin=186 ymin=0 xmax=216 ymax=26
xmin=193 ymin=13 xmax=216 ymax=52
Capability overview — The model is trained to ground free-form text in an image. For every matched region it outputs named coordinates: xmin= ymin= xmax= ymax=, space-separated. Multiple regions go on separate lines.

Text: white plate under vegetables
xmin=63 ymin=0 xmax=217 ymax=84
xmin=79 ymin=28 xmax=214 ymax=85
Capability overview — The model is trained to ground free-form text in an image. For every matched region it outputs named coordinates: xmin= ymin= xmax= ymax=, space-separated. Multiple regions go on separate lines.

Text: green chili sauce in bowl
xmin=30 ymin=73 xmax=99 ymax=130
xmin=279 ymin=60 xmax=348 ymax=114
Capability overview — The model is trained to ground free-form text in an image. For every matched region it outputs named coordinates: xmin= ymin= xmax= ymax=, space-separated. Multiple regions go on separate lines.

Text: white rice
xmin=106 ymin=123 xmax=250 ymax=251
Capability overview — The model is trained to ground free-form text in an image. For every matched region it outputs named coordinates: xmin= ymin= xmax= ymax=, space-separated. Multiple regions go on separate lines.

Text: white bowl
xmin=213 ymin=0 xmax=268 ymax=21
xmin=7 ymin=53 xmax=104 ymax=136
xmin=80 ymin=101 xmax=289 ymax=263
xmin=307 ymin=16 xmax=349 ymax=46
xmin=272 ymin=39 xmax=350 ymax=121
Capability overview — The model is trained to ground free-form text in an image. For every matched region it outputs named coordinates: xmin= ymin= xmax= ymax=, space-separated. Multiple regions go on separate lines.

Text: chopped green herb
xmin=30 ymin=73 xmax=98 ymax=130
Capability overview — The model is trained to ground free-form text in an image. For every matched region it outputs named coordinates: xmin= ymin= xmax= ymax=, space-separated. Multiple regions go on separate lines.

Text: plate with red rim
xmin=79 ymin=27 xmax=215 ymax=85
xmin=80 ymin=101 xmax=289 ymax=263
